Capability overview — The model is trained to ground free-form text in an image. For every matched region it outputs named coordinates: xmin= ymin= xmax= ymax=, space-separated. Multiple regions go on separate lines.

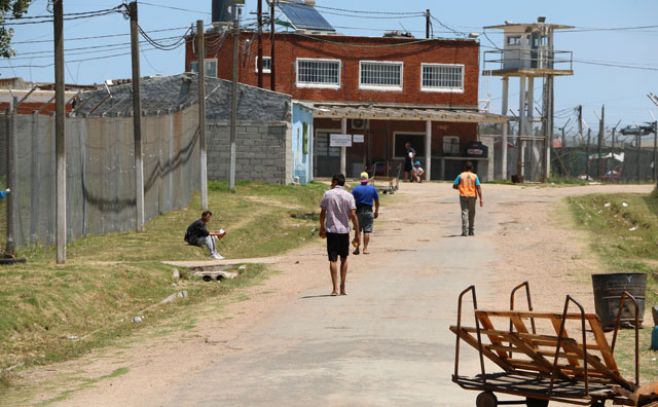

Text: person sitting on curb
xmin=413 ymin=161 xmax=424 ymax=183
xmin=184 ymin=210 xmax=226 ymax=260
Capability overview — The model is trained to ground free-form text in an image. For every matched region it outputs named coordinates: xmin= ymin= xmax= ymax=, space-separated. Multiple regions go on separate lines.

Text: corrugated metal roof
xmin=310 ymin=103 xmax=507 ymax=123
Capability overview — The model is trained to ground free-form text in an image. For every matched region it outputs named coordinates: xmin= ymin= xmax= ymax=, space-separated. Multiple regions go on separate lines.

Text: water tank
xmin=212 ymin=0 xmax=232 ymax=25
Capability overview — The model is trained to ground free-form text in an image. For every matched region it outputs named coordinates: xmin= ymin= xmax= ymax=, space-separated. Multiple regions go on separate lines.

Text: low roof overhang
xmin=308 ymin=102 xmax=507 ymax=124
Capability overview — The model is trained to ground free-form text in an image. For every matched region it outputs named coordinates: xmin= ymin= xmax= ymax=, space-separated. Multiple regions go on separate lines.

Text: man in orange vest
xmin=453 ymin=161 xmax=483 ymax=236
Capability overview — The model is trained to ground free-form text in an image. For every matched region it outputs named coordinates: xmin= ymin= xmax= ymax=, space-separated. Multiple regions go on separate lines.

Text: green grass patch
xmin=0 ymin=181 xmax=330 ymax=390
xmin=569 ymin=192 xmax=658 ymax=382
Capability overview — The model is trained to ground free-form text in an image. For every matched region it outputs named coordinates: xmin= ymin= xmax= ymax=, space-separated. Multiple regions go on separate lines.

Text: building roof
xmin=74 ymin=74 xmax=292 ymax=122
xmin=309 ymin=102 xmax=507 ymax=124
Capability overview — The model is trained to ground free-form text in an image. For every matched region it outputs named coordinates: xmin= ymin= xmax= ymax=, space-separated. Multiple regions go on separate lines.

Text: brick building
xmin=186 ymin=30 xmax=505 ymax=180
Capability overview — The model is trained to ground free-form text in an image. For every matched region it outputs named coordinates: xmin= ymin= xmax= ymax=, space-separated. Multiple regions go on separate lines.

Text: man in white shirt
xmin=319 ymin=174 xmax=360 ymax=296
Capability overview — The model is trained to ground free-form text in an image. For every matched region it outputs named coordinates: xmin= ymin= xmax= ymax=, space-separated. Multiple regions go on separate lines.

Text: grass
xmin=0 ymin=181 xmax=329 ymax=390
xmin=569 ymin=189 xmax=658 ymax=382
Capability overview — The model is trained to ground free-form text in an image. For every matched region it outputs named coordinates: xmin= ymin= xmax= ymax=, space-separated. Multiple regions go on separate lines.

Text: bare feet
xmin=330 ymin=292 xmax=338 ymax=296
xmin=362 ymin=249 xmax=369 ymax=255
xmin=340 ymin=291 xmax=347 ymax=296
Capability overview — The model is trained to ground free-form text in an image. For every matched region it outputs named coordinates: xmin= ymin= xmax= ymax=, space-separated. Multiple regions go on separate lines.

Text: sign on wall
xmin=352 ymin=134 xmax=365 ymax=143
xmin=330 ymin=134 xmax=353 ymax=147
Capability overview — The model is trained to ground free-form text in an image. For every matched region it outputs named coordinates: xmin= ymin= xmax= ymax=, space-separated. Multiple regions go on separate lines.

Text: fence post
xmin=3 ymin=103 xmax=16 ymax=256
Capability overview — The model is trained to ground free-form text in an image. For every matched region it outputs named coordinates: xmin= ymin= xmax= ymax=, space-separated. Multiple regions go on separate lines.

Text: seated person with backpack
xmin=184 ymin=210 xmax=226 ymax=260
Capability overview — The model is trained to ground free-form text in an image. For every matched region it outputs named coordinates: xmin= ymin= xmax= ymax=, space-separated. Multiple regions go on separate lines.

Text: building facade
xmin=186 ymin=31 xmax=505 ymax=180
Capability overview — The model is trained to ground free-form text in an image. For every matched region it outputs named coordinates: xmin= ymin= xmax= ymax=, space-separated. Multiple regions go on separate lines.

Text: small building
xmin=74 ymin=74 xmax=313 ymax=185
xmin=185 ymin=4 xmax=506 ymax=181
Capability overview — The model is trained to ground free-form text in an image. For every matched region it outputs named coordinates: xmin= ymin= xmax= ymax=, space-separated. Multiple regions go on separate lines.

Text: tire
xmin=526 ymin=398 xmax=549 ymax=407
xmin=476 ymin=391 xmax=498 ymax=407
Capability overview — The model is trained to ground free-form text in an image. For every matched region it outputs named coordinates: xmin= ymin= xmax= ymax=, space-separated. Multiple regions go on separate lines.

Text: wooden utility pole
xmin=270 ymin=0 xmax=276 ymax=91
xmin=653 ymin=121 xmax=658 ymax=183
xmin=129 ymin=2 xmax=145 ymax=232
xmin=585 ymin=129 xmax=591 ymax=180
xmin=229 ymin=3 xmax=240 ymax=191
xmin=577 ymin=105 xmax=583 ymax=145
xmin=425 ymin=9 xmax=431 ymax=39
xmin=3 ymin=97 xmax=16 ymax=257
xmin=54 ymin=0 xmax=67 ymax=263
xmin=597 ymin=105 xmax=605 ymax=178
xmin=197 ymin=20 xmax=208 ymax=210
xmin=257 ymin=0 xmax=264 ymax=88
xmin=636 ymin=134 xmax=641 ymax=182
xmin=501 ymin=76 xmax=509 ymax=180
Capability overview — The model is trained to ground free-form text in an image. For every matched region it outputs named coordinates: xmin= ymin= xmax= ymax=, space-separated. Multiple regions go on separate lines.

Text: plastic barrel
xmin=591 ymin=273 xmax=646 ymax=330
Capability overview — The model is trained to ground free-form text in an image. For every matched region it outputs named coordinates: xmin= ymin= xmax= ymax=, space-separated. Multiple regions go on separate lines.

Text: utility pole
xmin=3 ymin=97 xmax=16 ymax=258
xmin=129 ymin=1 xmax=145 ymax=232
xmin=577 ymin=105 xmax=583 ymax=145
xmin=54 ymin=0 xmax=67 ymax=263
xmin=653 ymin=121 xmax=658 ymax=183
xmin=585 ymin=129 xmax=591 ymax=180
xmin=637 ymin=134 xmax=641 ymax=182
xmin=229 ymin=3 xmax=241 ymax=191
xmin=597 ymin=105 xmax=605 ymax=178
xmin=257 ymin=0 xmax=264 ymax=88
xmin=425 ymin=9 xmax=431 ymax=39
xmin=197 ymin=20 xmax=208 ymax=210
xmin=270 ymin=0 xmax=276 ymax=91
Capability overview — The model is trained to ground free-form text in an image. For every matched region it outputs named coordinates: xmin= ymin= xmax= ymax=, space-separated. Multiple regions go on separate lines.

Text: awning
xmin=309 ymin=102 xmax=507 ymax=124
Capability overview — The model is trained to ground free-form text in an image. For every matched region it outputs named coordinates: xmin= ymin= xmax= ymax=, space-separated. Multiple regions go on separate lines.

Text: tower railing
xmin=483 ymin=49 xmax=573 ymax=72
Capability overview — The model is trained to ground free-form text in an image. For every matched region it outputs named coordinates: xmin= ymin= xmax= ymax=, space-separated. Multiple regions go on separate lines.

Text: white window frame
xmin=254 ymin=56 xmax=272 ymax=74
xmin=296 ymin=58 xmax=341 ymax=89
xmin=358 ymin=60 xmax=404 ymax=91
xmin=420 ymin=63 xmax=465 ymax=93
xmin=190 ymin=58 xmax=218 ymax=78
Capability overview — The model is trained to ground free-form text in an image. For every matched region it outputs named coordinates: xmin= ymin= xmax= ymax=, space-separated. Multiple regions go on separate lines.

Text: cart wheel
xmin=526 ymin=398 xmax=549 ymax=407
xmin=476 ymin=391 xmax=498 ymax=407
xmin=589 ymin=401 xmax=605 ymax=407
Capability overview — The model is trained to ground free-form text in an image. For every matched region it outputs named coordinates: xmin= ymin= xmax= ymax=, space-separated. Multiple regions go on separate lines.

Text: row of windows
xmin=194 ymin=57 xmax=465 ymax=93
xmin=293 ymin=59 xmax=464 ymax=92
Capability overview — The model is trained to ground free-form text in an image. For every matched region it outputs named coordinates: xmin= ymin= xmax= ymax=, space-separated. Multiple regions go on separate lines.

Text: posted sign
xmin=352 ymin=134 xmax=365 ymax=143
xmin=330 ymin=134 xmax=352 ymax=147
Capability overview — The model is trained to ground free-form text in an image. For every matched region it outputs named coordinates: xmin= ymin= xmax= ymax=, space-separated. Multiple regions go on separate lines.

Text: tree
xmin=0 ymin=0 xmax=33 ymax=58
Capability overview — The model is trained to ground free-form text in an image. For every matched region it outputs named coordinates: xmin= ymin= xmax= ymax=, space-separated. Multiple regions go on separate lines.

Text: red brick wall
xmin=0 ymin=102 xmax=71 ymax=115
xmin=187 ymin=32 xmax=479 ymax=108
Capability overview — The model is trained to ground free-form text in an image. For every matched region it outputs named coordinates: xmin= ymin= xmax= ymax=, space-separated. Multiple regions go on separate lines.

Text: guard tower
xmin=483 ymin=17 xmax=574 ymax=181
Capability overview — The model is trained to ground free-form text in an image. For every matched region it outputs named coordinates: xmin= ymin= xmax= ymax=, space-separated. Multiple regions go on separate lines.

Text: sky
xmin=3 ymin=0 xmax=658 ymax=139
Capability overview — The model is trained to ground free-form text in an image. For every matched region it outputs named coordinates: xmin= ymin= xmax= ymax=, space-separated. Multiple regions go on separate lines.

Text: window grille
xmin=255 ymin=57 xmax=272 ymax=73
xmin=359 ymin=61 xmax=403 ymax=90
xmin=296 ymin=59 xmax=341 ymax=88
xmin=421 ymin=64 xmax=464 ymax=92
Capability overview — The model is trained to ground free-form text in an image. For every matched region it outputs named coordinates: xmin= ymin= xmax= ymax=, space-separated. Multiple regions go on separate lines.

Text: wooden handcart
xmin=450 ymin=282 xmax=656 ymax=406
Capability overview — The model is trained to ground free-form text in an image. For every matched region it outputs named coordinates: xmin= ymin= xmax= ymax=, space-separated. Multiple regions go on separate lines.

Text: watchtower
xmin=483 ymin=17 xmax=573 ymax=181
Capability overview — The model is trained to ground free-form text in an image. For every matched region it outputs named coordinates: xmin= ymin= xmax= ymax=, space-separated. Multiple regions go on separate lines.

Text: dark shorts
xmin=404 ymin=160 xmax=413 ymax=172
xmin=356 ymin=207 xmax=374 ymax=233
xmin=326 ymin=233 xmax=349 ymax=262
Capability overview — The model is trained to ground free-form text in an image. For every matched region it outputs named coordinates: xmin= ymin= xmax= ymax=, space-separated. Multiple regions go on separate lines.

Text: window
xmin=296 ymin=59 xmax=341 ymax=89
xmin=190 ymin=58 xmax=218 ymax=78
xmin=359 ymin=61 xmax=403 ymax=90
xmin=507 ymin=36 xmax=521 ymax=46
xmin=421 ymin=64 xmax=464 ymax=92
xmin=255 ymin=56 xmax=272 ymax=74
xmin=393 ymin=133 xmax=426 ymax=159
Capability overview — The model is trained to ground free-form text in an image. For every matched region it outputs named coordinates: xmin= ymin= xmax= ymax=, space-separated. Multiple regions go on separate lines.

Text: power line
xmin=574 ymin=59 xmax=658 ymax=71
xmin=5 ymin=6 xmax=123 ymax=25
xmin=313 ymin=5 xmax=424 ymax=16
xmin=136 ymin=2 xmax=210 ymax=15
xmin=12 ymin=26 xmax=194 ymax=44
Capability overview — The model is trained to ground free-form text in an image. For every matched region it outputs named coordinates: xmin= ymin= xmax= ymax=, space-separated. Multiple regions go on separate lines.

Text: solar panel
xmin=277 ymin=1 xmax=335 ymax=32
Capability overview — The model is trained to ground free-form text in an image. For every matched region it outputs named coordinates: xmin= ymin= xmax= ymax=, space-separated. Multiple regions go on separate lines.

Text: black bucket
xmin=592 ymin=273 xmax=646 ymax=330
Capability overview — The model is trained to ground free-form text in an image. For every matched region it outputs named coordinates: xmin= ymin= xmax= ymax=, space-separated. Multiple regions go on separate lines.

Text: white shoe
xmin=210 ymin=254 xmax=224 ymax=260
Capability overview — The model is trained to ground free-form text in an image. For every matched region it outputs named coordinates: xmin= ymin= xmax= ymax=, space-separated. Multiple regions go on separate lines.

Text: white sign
xmin=330 ymin=134 xmax=352 ymax=147
xmin=352 ymin=134 xmax=365 ymax=143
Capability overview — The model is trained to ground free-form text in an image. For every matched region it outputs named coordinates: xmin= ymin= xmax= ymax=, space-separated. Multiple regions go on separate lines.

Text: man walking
xmin=351 ymin=172 xmax=379 ymax=255
xmin=319 ymin=174 xmax=360 ymax=296
xmin=453 ymin=161 xmax=483 ymax=236
xmin=184 ymin=211 xmax=227 ymax=259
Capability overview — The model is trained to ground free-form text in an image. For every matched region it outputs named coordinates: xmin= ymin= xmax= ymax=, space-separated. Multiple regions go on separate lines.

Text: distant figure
xmin=0 ymin=188 xmax=9 ymax=200
xmin=319 ymin=174 xmax=360 ymax=296
xmin=413 ymin=160 xmax=425 ymax=183
xmin=403 ymin=142 xmax=416 ymax=182
xmin=351 ymin=172 xmax=380 ymax=255
xmin=453 ymin=161 xmax=483 ymax=236
xmin=184 ymin=210 xmax=226 ymax=260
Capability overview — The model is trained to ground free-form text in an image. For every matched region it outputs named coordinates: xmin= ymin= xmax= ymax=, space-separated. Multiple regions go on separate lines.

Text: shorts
xmin=404 ymin=161 xmax=413 ymax=172
xmin=326 ymin=233 xmax=349 ymax=262
xmin=356 ymin=207 xmax=374 ymax=233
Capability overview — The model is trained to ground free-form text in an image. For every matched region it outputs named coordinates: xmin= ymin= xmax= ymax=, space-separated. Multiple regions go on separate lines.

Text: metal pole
xmin=340 ymin=118 xmax=347 ymax=176
xmin=425 ymin=9 xmax=430 ymax=39
xmin=425 ymin=119 xmax=432 ymax=181
xmin=637 ymin=135 xmax=641 ymax=182
xmin=257 ymin=0 xmax=264 ymax=88
xmin=577 ymin=105 xmax=583 ymax=145
xmin=270 ymin=0 xmax=276 ymax=91
xmin=517 ymin=75 xmax=526 ymax=180
xmin=585 ymin=129 xmax=591 ymax=180
xmin=129 ymin=1 xmax=145 ymax=232
xmin=544 ymin=76 xmax=554 ymax=180
xmin=597 ymin=105 xmax=604 ymax=178
xmin=501 ymin=76 xmax=509 ymax=180
xmin=197 ymin=20 xmax=208 ymax=210
xmin=653 ymin=121 xmax=657 ymax=184
xmin=4 ymin=98 xmax=16 ymax=257
xmin=54 ymin=0 xmax=67 ymax=263
xmin=229 ymin=4 xmax=240 ymax=191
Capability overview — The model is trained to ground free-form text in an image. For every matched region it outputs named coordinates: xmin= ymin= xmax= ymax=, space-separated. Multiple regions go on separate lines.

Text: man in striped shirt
xmin=453 ymin=161 xmax=483 ymax=236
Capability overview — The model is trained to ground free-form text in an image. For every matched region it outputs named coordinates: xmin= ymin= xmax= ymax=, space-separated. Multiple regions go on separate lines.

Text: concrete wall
xmin=206 ymin=121 xmax=292 ymax=184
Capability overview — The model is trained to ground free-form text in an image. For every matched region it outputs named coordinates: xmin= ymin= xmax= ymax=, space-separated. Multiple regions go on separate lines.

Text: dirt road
xmin=25 ymin=183 xmax=652 ymax=406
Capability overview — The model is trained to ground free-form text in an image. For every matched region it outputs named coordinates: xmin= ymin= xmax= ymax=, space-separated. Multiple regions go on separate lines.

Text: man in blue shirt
xmin=351 ymin=172 xmax=380 ymax=255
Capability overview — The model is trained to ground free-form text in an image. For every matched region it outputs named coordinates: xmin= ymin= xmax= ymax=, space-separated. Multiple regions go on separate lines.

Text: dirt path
xmin=6 ymin=182 xmax=653 ymax=406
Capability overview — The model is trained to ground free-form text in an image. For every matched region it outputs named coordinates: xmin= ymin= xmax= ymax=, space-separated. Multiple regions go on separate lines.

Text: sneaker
xmin=210 ymin=254 xmax=225 ymax=260
xmin=468 ymin=231 xmax=474 ymax=236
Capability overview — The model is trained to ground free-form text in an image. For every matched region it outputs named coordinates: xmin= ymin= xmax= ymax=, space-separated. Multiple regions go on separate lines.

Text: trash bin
xmin=592 ymin=273 xmax=646 ymax=330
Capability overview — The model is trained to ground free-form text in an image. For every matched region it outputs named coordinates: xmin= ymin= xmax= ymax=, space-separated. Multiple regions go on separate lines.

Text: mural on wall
xmin=292 ymin=103 xmax=314 ymax=184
